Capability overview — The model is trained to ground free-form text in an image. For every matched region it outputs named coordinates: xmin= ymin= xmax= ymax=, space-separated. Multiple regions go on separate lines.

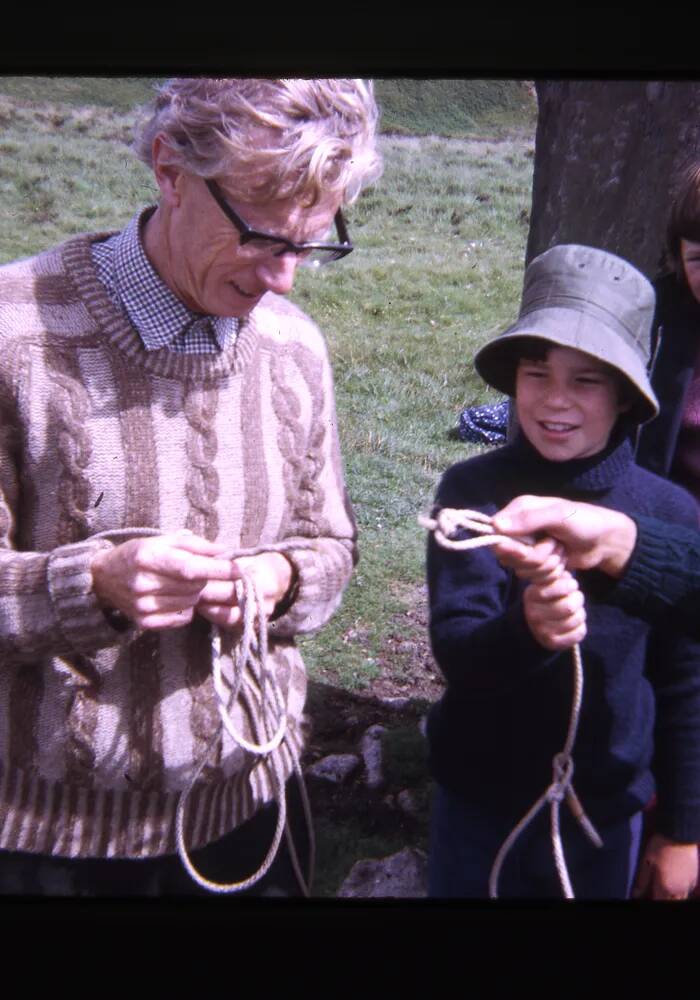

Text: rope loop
xmin=175 ymin=540 xmax=319 ymax=896
xmin=421 ymin=506 xmax=602 ymax=899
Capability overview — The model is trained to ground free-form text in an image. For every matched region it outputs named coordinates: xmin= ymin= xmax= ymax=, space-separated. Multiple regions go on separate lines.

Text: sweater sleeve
xmin=0 ymin=349 xmax=132 ymax=663
xmin=648 ymin=623 xmax=700 ymax=842
xmin=610 ymin=514 xmax=700 ymax=637
xmin=266 ymin=334 xmax=356 ymax=639
xmin=427 ymin=463 xmax=560 ymax=694
xmin=634 ymin=503 xmax=700 ymax=842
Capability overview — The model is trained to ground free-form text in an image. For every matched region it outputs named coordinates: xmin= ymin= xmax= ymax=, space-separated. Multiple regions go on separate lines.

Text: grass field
xmin=0 ymin=77 xmax=537 ymax=893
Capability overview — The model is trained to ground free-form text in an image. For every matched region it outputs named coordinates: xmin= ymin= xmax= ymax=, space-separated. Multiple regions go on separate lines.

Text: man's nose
xmin=255 ymin=253 xmax=299 ymax=295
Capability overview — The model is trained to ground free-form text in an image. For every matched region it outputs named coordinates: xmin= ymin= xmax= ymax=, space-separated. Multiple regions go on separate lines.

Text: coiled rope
xmin=175 ymin=539 xmax=319 ymax=895
xmin=420 ymin=507 xmax=603 ymax=899
xmin=94 ymin=528 xmax=316 ymax=896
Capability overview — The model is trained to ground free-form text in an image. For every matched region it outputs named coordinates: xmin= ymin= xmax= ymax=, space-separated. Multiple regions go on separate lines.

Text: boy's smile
xmin=515 ymin=345 xmax=629 ymax=462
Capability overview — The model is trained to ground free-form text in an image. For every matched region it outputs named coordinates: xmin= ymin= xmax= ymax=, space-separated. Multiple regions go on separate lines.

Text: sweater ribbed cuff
xmin=654 ymin=799 xmax=700 ymax=845
xmin=610 ymin=514 xmax=681 ymax=617
xmin=267 ymin=541 xmax=352 ymax=637
xmin=46 ymin=538 xmax=134 ymax=654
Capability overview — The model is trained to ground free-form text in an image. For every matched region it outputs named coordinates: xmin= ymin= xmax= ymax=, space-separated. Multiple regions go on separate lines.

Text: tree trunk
xmin=526 ymin=81 xmax=700 ymax=278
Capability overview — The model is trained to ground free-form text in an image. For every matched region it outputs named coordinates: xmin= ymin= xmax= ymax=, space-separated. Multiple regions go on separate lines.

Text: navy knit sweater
xmin=427 ymin=431 xmax=700 ymax=842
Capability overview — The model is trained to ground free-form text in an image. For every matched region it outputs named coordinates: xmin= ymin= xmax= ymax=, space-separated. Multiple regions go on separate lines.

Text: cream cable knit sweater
xmin=0 ymin=232 xmax=357 ymax=858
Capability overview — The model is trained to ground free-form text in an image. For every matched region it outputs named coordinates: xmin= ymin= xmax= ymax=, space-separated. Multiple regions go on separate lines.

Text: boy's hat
xmin=474 ymin=244 xmax=660 ymax=424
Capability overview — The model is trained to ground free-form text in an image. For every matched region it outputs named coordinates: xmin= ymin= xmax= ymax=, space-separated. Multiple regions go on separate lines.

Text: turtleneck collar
xmin=502 ymin=423 xmax=635 ymax=498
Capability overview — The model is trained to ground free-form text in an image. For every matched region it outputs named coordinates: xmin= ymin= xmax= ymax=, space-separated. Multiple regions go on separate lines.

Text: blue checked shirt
xmin=91 ymin=208 xmax=239 ymax=354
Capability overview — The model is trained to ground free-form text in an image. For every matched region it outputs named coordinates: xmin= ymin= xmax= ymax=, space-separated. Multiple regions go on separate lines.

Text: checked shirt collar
xmin=91 ymin=207 xmax=239 ymax=354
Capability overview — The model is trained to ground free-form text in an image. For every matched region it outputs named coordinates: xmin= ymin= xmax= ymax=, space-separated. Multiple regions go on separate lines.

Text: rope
xmin=174 ymin=539 xmax=319 ymax=896
xmin=420 ymin=507 xmax=603 ymax=899
xmin=93 ymin=528 xmax=317 ymax=896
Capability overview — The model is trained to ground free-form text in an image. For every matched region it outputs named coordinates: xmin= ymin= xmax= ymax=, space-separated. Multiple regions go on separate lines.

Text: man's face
xmin=515 ymin=345 xmax=628 ymax=462
xmin=154 ymin=170 xmax=341 ymax=317
xmin=681 ymin=238 xmax=700 ymax=305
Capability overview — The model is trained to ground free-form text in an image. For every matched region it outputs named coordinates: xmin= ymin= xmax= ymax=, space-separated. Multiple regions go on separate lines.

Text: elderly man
xmin=0 ymin=79 xmax=382 ymax=896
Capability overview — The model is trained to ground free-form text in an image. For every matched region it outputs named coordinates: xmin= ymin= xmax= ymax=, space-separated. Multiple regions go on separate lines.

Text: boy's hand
xmin=196 ymin=552 xmax=294 ymax=629
xmin=522 ymin=570 xmax=587 ymax=650
xmin=491 ymin=534 xmax=567 ymax=583
xmin=633 ymin=834 xmax=699 ymax=900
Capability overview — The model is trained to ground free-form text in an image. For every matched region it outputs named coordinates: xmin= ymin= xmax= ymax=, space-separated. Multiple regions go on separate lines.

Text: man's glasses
xmin=205 ymin=179 xmax=353 ymax=268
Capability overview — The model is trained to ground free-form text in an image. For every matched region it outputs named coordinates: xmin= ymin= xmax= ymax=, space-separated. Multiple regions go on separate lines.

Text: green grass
xmin=0 ymin=77 xmax=161 ymax=110
xmin=0 ymin=79 xmax=535 ymax=694
xmin=376 ymin=79 xmax=536 ymax=137
xmin=293 ymin=133 xmax=534 ymax=688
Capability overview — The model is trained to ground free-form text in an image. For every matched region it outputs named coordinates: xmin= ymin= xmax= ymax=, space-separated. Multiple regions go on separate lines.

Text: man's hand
xmin=91 ymin=530 xmax=239 ymax=630
xmin=633 ymin=834 xmax=699 ymax=900
xmin=522 ymin=570 xmax=587 ymax=650
xmin=196 ymin=552 xmax=294 ymax=629
xmin=492 ymin=495 xmax=637 ymax=577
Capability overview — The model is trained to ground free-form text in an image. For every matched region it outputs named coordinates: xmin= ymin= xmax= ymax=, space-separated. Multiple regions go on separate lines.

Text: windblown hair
xmin=665 ymin=159 xmax=700 ymax=281
xmin=133 ymin=78 xmax=383 ymax=207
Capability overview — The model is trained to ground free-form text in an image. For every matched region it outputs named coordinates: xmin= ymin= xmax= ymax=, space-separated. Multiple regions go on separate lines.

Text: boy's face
xmin=681 ymin=238 xmax=700 ymax=305
xmin=515 ymin=345 xmax=629 ymax=462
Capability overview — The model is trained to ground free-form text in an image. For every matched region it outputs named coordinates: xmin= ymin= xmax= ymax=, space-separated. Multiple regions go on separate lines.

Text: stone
xmin=337 ymin=847 xmax=428 ymax=898
xmin=306 ymin=753 xmax=360 ymax=784
xmin=360 ymin=724 xmax=387 ymax=789
xmin=380 ymin=696 xmax=412 ymax=711
xmin=396 ymin=788 xmax=420 ymax=815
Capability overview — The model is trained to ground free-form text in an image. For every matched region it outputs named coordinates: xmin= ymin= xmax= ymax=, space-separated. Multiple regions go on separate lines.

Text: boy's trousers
xmin=428 ymin=782 xmax=643 ymax=899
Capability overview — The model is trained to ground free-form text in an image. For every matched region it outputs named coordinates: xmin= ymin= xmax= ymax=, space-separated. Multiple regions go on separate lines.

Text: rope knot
xmin=551 ymin=751 xmax=574 ymax=791
xmin=421 ymin=506 xmax=603 ymax=900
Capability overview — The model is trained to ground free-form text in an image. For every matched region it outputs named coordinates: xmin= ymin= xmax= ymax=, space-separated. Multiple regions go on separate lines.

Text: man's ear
xmin=151 ymin=134 xmax=184 ymax=207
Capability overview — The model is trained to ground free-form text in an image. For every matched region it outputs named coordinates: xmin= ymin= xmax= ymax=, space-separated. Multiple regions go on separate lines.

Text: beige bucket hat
xmin=473 ymin=244 xmax=660 ymax=424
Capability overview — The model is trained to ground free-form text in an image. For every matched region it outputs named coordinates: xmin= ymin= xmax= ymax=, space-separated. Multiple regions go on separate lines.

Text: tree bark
xmin=527 ymin=81 xmax=700 ymax=278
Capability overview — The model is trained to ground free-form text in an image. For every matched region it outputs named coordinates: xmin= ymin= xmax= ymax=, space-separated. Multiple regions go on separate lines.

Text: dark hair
xmin=665 ymin=160 xmax=700 ymax=282
xmin=507 ymin=336 xmax=636 ymax=411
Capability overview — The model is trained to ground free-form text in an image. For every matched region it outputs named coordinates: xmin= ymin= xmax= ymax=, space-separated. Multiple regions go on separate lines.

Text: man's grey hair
xmin=133 ymin=77 xmax=383 ymax=207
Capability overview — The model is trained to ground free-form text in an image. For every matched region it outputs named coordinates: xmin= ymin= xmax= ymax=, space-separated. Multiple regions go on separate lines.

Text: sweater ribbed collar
xmin=60 ymin=230 xmax=263 ymax=383
xmin=503 ymin=425 xmax=635 ymax=498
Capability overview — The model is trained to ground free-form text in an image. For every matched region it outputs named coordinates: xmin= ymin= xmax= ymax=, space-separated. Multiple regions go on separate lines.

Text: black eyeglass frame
xmin=204 ymin=179 xmax=353 ymax=264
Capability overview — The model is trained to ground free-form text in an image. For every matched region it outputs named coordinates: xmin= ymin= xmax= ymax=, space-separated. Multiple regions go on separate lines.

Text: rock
xmin=337 ymin=847 xmax=428 ymax=898
xmin=360 ymin=724 xmax=387 ymax=789
xmin=396 ymin=788 xmax=420 ymax=815
xmin=380 ymin=696 xmax=412 ymax=711
xmin=306 ymin=753 xmax=360 ymax=784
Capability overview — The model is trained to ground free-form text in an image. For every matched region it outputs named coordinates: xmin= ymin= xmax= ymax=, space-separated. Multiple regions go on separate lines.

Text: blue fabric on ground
xmin=458 ymin=399 xmax=509 ymax=445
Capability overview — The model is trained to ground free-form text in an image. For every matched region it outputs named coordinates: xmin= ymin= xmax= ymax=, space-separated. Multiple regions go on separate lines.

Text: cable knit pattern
xmin=184 ymin=381 xmax=220 ymax=540
xmin=46 ymin=361 xmax=94 ymax=543
xmin=0 ymin=231 xmax=356 ymax=859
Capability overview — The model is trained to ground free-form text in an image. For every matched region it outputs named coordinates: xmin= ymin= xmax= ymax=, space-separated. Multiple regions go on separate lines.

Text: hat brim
xmin=473 ymin=306 xmax=659 ymax=425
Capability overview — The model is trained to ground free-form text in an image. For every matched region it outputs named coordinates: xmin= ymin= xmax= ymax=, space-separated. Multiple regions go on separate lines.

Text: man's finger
xmin=198 ymin=580 xmax=240 ymax=604
xmin=144 ymin=546 xmax=238 ymax=583
xmin=197 ymin=603 xmax=243 ymax=628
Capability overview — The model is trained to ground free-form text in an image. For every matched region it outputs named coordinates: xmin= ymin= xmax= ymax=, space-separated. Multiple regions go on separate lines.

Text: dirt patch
xmin=302 ymin=584 xmax=444 ymax=895
xmin=372 ymin=581 xmax=445 ymax=702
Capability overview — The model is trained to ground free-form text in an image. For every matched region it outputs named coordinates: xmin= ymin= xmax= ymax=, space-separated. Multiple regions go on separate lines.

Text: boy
xmin=426 ymin=244 xmax=700 ymax=899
